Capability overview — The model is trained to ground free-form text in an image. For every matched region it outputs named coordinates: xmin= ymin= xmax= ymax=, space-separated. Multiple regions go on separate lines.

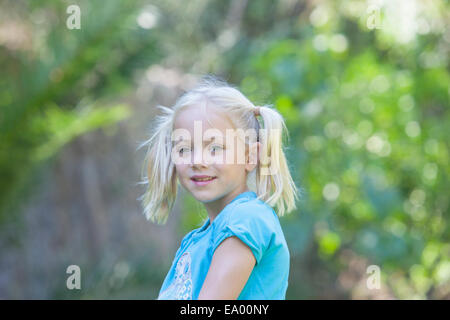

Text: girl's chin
xmin=189 ymin=188 xmax=219 ymax=201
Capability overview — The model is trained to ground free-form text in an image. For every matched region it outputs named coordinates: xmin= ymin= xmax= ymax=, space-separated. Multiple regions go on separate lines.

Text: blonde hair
xmin=138 ymin=75 xmax=300 ymax=224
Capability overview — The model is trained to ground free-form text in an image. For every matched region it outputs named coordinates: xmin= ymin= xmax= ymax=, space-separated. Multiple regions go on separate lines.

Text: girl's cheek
xmin=175 ymin=165 xmax=185 ymax=179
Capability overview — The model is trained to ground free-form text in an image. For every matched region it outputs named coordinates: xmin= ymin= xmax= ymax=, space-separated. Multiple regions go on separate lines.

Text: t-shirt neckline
xmin=196 ymin=190 xmax=257 ymax=235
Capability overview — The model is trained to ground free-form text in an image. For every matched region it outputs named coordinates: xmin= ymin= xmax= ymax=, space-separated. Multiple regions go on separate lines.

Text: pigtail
xmin=255 ymin=105 xmax=299 ymax=217
xmin=138 ymin=105 xmax=177 ymax=224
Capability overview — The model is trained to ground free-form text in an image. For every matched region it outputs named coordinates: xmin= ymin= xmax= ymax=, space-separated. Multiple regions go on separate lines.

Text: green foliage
xmin=0 ymin=0 xmax=162 ymax=222
xmin=179 ymin=191 xmax=209 ymax=236
xmin=233 ymin=0 xmax=449 ymax=299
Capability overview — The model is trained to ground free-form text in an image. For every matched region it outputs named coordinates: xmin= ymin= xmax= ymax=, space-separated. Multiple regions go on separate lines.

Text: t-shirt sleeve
xmin=212 ymin=202 xmax=275 ymax=265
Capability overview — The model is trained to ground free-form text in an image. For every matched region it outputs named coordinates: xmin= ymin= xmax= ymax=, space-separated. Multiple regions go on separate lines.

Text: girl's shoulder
xmin=211 ymin=196 xmax=284 ymax=265
xmin=213 ymin=195 xmax=281 ymax=238
xmin=227 ymin=196 xmax=278 ymax=223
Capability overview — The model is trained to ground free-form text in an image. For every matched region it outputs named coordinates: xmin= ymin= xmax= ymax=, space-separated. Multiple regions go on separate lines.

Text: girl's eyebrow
xmin=174 ymin=136 xmax=223 ymax=145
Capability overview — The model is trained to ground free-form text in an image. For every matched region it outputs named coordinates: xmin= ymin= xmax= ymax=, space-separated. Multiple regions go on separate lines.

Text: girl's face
xmin=173 ymin=104 xmax=257 ymax=209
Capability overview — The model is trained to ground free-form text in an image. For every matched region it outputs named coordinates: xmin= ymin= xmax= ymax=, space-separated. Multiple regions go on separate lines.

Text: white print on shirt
xmin=158 ymin=252 xmax=193 ymax=300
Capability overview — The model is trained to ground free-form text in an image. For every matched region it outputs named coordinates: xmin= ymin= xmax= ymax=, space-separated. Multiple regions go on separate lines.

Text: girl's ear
xmin=245 ymin=141 xmax=260 ymax=172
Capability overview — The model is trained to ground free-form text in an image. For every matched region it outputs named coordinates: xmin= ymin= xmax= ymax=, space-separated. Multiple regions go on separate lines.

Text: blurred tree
xmin=0 ymin=0 xmax=165 ymax=222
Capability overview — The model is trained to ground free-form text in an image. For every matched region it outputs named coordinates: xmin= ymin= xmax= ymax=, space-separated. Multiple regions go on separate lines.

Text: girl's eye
xmin=178 ymin=147 xmax=191 ymax=156
xmin=210 ymin=145 xmax=223 ymax=153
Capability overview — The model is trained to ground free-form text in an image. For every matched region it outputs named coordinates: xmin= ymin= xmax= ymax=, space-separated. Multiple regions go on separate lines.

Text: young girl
xmin=139 ymin=75 xmax=299 ymax=300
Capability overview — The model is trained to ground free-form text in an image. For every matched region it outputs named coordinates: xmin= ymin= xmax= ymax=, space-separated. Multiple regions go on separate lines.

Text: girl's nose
xmin=191 ymin=148 xmax=208 ymax=167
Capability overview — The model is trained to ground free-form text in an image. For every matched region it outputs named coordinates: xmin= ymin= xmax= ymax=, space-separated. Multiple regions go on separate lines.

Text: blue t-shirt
xmin=157 ymin=191 xmax=290 ymax=300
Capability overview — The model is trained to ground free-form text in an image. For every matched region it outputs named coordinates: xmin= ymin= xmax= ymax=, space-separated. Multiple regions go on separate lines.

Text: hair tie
xmin=253 ymin=106 xmax=261 ymax=117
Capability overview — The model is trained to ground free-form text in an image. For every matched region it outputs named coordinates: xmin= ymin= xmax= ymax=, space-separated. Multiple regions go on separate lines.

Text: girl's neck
xmin=204 ymin=186 xmax=250 ymax=224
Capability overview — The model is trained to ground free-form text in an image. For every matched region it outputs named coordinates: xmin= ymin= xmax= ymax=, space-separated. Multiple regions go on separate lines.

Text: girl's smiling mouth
xmin=190 ymin=175 xmax=217 ymax=186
